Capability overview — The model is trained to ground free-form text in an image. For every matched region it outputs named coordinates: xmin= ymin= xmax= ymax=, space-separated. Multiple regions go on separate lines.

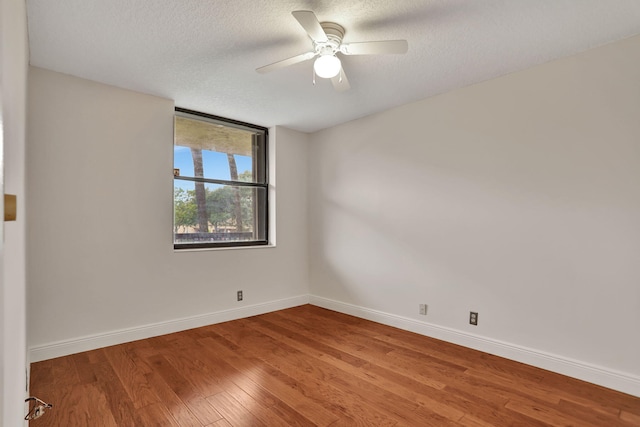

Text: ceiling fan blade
xmin=256 ymin=51 xmax=315 ymax=74
xmin=340 ymin=40 xmax=408 ymax=55
xmin=292 ymin=10 xmax=328 ymax=43
xmin=331 ymin=68 xmax=350 ymax=92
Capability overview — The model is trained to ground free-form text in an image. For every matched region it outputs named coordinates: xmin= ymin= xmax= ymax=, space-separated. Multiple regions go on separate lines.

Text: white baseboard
xmin=309 ymin=295 xmax=640 ymax=398
xmin=29 ymin=295 xmax=309 ymax=362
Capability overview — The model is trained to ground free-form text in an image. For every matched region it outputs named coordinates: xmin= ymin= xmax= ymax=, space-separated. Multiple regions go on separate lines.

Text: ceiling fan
xmin=256 ymin=10 xmax=408 ymax=91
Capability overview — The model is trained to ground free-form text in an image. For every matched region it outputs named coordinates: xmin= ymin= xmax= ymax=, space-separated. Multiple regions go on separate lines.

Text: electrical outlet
xmin=419 ymin=304 xmax=427 ymax=315
xmin=237 ymin=290 xmax=243 ymax=301
xmin=469 ymin=311 xmax=478 ymax=325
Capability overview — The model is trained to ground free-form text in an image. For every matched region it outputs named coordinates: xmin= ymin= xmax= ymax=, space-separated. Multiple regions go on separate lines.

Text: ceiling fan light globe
xmin=314 ymin=55 xmax=341 ymax=78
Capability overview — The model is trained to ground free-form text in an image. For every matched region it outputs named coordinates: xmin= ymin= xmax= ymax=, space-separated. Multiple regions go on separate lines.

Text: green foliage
xmin=174 ymin=187 xmax=197 ymax=232
xmin=173 ymin=183 xmax=254 ymax=233
xmin=238 ymin=170 xmax=252 ymax=182
xmin=207 ymin=186 xmax=234 ymax=231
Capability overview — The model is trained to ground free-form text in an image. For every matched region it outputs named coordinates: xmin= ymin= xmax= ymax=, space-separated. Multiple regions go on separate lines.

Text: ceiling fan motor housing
xmin=314 ymin=22 xmax=345 ymax=55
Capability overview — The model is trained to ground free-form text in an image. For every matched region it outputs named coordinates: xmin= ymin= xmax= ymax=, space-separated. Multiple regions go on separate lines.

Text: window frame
xmin=173 ymin=107 xmax=269 ymax=250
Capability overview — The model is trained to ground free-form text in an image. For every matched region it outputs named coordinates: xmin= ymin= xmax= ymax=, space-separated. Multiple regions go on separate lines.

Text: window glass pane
xmin=174 ymin=116 xmax=265 ymax=183
xmin=174 ymin=180 xmax=266 ymax=244
xmin=173 ymin=108 xmax=268 ymax=249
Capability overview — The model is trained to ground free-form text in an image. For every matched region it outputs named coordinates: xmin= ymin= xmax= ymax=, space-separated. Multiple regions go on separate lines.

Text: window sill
xmin=173 ymin=243 xmax=276 ymax=253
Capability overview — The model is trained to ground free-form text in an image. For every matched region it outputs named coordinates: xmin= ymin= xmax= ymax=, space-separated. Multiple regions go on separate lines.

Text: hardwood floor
xmin=29 ymin=305 xmax=640 ymax=426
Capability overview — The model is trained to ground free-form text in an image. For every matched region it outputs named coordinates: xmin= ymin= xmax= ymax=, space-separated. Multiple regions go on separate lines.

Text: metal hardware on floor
xmin=24 ymin=396 xmax=52 ymax=420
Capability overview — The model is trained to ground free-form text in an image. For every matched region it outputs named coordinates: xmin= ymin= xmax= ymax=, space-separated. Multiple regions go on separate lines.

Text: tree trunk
xmin=191 ymin=148 xmax=209 ymax=233
xmin=227 ymin=153 xmax=243 ymax=232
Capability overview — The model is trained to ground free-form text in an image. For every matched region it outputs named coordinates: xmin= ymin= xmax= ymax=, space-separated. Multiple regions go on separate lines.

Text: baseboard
xmin=29 ymin=295 xmax=309 ymax=362
xmin=309 ymin=295 xmax=640 ymax=398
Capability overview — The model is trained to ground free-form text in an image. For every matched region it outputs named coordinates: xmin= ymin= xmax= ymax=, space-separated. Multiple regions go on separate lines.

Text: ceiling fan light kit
xmin=256 ymin=10 xmax=408 ymax=91
xmin=314 ymin=54 xmax=341 ymax=78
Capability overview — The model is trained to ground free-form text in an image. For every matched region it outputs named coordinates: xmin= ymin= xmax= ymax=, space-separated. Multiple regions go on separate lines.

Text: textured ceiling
xmin=26 ymin=0 xmax=640 ymax=133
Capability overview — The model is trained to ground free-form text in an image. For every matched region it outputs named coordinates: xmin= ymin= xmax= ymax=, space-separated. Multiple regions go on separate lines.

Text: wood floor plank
xmin=102 ymin=344 xmax=159 ymax=409
xmin=464 ymin=367 xmax=562 ymax=405
xmin=85 ymin=347 xmax=108 ymax=364
xmin=457 ymin=414 xmax=499 ymax=427
xmin=29 ymin=304 xmax=640 ymax=426
xmin=206 ymin=392 xmax=267 ymax=427
xmin=53 ymin=356 xmax=81 ymax=388
xmin=505 ymin=396 xmax=616 ymax=427
xmin=29 ymin=358 xmax=55 ymax=386
xmin=200 ymin=335 xmax=340 ymax=426
xmin=163 ymin=348 xmax=225 ymax=398
xmin=92 ymin=358 xmax=141 ymax=427
xmin=542 ymin=368 xmax=640 ymax=417
xmin=136 ymin=402 xmax=181 ymax=427
xmin=557 ymin=398 xmax=640 ymax=427
xmin=620 ymin=410 xmax=640 ymax=425
xmin=144 ymin=370 xmax=202 ymax=427
xmin=440 ymin=383 xmax=550 ymax=426
xmin=205 ymin=419 xmax=233 ymax=427
xmin=192 ymin=339 xmax=319 ymax=426
xmin=208 ymin=385 xmax=293 ymax=427
xmin=182 ymin=396 xmax=225 ymax=426
xmin=70 ymin=352 xmax=98 ymax=385
xmin=147 ymin=354 xmax=223 ymax=425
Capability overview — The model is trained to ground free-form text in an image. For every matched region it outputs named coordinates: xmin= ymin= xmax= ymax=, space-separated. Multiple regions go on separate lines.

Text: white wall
xmin=1 ymin=0 xmax=28 ymax=424
xmin=27 ymin=68 xmax=309 ymax=359
xmin=308 ymin=35 xmax=640 ymax=395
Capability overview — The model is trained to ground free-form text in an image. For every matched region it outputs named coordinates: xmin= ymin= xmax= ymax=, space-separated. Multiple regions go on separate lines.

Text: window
xmin=173 ymin=108 xmax=268 ymax=249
